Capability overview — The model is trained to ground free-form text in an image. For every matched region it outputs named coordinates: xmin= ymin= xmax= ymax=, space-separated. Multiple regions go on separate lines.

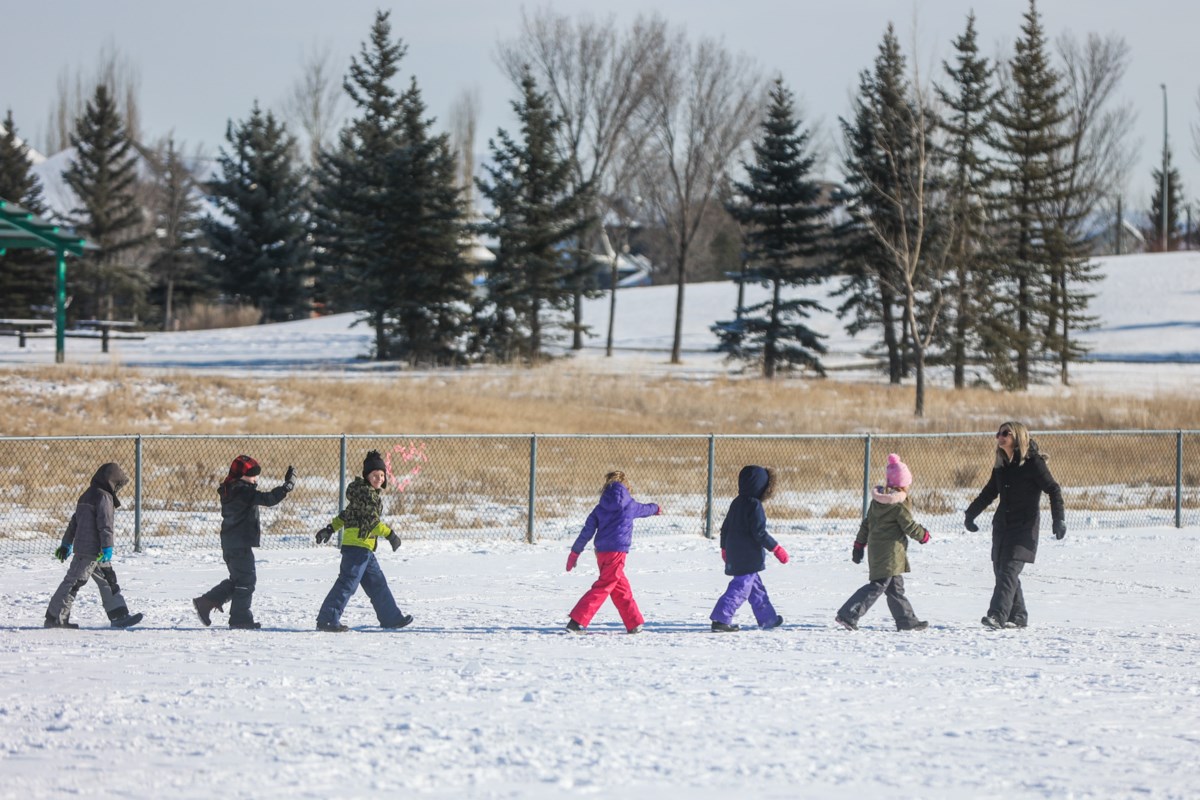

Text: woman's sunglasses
xmin=996 ymin=430 xmax=1013 ymax=438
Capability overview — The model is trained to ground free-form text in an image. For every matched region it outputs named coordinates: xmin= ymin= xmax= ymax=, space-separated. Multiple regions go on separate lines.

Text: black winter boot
xmin=193 ymin=597 xmax=223 ymax=627
xmin=111 ymin=612 xmax=144 ymax=628
xmin=229 ymin=620 xmax=262 ymax=630
xmin=382 ymin=614 xmax=413 ymax=630
xmin=44 ymin=613 xmax=79 ymax=630
xmin=710 ymin=621 xmax=740 ymax=632
xmin=317 ymin=622 xmax=350 ymax=632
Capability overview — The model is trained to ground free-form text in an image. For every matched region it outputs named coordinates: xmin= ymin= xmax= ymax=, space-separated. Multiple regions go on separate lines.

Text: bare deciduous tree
xmin=45 ymin=40 xmax=141 ymax=153
xmin=282 ymin=41 xmax=346 ymax=166
xmin=633 ymin=28 xmax=762 ymax=364
xmin=497 ymin=9 xmax=666 ymax=349
xmin=448 ymin=87 xmax=481 ymax=208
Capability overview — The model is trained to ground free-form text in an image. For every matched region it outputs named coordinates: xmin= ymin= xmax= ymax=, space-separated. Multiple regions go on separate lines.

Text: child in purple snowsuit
xmin=710 ymin=465 xmax=789 ymax=632
xmin=565 ymin=471 xmax=661 ymax=634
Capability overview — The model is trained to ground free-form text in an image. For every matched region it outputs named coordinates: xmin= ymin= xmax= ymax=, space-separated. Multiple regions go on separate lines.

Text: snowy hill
xmin=3 ymin=250 xmax=1199 ymax=391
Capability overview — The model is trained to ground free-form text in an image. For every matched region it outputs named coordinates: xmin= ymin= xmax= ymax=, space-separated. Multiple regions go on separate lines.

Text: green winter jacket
xmin=329 ymin=477 xmax=394 ymax=551
xmin=855 ymin=487 xmax=929 ymax=581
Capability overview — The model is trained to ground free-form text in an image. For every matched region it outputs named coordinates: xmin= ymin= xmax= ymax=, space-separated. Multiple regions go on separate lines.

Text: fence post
xmin=705 ymin=434 xmax=715 ymax=538
xmin=339 ymin=435 xmax=347 ymax=515
xmin=527 ymin=435 xmax=538 ymax=544
xmin=134 ymin=434 xmax=143 ymax=553
xmin=861 ymin=433 xmax=872 ymax=518
xmin=1176 ymin=430 xmax=1184 ymax=529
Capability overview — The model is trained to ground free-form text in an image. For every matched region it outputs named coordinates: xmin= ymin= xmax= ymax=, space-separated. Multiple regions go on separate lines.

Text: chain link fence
xmin=1 ymin=431 xmax=1197 ymax=555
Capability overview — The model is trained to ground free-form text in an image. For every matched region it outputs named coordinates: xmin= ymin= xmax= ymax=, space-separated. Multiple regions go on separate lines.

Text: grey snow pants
xmin=837 ymin=574 xmax=921 ymax=630
xmin=47 ymin=555 xmax=130 ymax=623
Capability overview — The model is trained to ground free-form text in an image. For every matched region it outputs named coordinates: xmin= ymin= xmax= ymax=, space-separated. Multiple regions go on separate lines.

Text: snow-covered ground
xmin=2 ymin=528 xmax=1197 ymax=799
xmin=3 ymin=251 xmax=1200 ymax=393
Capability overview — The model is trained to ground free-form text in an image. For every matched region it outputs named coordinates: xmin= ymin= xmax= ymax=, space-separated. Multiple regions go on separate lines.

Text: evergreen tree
xmin=475 ymin=69 xmax=592 ymax=364
xmin=311 ymin=9 xmax=408 ymax=359
xmin=1145 ymin=149 xmax=1184 ymax=252
xmin=934 ymin=13 xmax=1000 ymax=389
xmin=835 ymin=25 xmax=915 ymax=385
xmin=63 ymin=83 xmax=152 ymax=321
xmin=0 ymin=110 xmax=53 ymax=318
xmin=377 ymin=78 xmax=473 ymax=366
xmin=203 ymin=103 xmax=310 ymax=323
xmin=146 ymin=137 xmax=206 ymax=330
xmin=989 ymin=0 xmax=1074 ymax=389
xmin=714 ymin=79 xmax=830 ymax=378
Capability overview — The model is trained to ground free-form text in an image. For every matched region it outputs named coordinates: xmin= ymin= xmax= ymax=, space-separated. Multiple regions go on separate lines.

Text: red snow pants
xmin=568 ymin=551 xmax=644 ymax=631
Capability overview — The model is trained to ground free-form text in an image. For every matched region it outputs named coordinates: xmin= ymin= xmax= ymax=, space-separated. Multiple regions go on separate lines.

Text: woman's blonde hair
xmin=996 ymin=420 xmax=1032 ymax=466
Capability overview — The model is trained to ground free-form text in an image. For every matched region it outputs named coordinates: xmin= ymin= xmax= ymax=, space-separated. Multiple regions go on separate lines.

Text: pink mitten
xmin=655 ymin=504 xmax=663 ymax=515
xmin=773 ymin=544 xmax=789 ymax=564
xmin=721 ymin=548 xmax=727 ymax=562
xmin=566 ymin=551 xmax=579 ymax=572
xmin=919 ymin=529 xmax=931 ymax=545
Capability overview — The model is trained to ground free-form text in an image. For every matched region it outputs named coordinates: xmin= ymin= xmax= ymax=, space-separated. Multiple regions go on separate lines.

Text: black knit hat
xmin=363 ymin=450 xmax=388 ymax=488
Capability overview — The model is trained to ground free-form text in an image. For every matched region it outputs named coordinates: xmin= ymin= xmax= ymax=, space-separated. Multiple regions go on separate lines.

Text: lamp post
xmin=1160 ymin=83 xmax=1168 ymax=252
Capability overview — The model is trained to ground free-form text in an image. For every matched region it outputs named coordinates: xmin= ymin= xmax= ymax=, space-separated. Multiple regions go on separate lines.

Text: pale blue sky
xmin=3 ymin=0 xmax=1198 ymax=214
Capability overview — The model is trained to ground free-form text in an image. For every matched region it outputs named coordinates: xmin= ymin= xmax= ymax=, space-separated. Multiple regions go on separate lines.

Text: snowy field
xmin=2 ymin=527 xmax=1198 ymax=799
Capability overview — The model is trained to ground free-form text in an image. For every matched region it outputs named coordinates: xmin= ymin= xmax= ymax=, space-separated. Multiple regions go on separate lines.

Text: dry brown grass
xmin=2 ymin=362 xmax=1198 ymax=437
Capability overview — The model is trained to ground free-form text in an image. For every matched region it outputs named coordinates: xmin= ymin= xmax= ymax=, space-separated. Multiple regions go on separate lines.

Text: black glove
xmin=54 ymin=544 xmax=71 ymax=562
xmin=851 ymin=545 xmax=864 ymax=564
xmin=316 ymin=524 xmax=335 ymax=544
xmin=283 ymin=465 xmax=296 ymax=492
xmin=1053 ymin=519 xmax=1066 ymax=540
xmin=386 ymin=532 xmax=401 ymax=551
xmin=964 ymin=514 xmax=979 ymax=533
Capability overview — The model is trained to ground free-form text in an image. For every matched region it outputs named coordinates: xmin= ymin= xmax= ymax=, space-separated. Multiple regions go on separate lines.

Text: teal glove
xmin=54 ymin=544 xmax=72 ymax=562
xmin=97 ymin=546 xmax=113 ymax=563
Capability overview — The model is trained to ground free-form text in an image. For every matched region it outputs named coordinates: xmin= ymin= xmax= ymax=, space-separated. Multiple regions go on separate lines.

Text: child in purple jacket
xmin=564 ymin=471 xmax=661 ymax=633
xmin=710 ymin=465 xmax=789 ymax=632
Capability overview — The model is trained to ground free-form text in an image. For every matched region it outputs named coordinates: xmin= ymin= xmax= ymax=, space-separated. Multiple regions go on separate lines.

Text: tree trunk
xmin=605 ymin=254 xmax=619 ymax=358
xmin=671 ymin=245 xmax=688 ymax=365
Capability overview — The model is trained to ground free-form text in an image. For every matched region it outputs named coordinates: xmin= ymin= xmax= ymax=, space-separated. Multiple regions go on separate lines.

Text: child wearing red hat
xmin=193 ymin=455 xmax=294 ymax=629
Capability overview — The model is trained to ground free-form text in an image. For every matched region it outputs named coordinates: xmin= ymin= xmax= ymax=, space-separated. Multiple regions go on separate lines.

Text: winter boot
xmin=834 ymin=614 xmax=858 ymax=631
xmin=897 ymin=620 xmax=928 ymax=631
xmin=627 ymin=624 xmax=644 ymax=634
xmin=565 ymin=619 xmax=585 ymax=633
xmin=229 ymin=620 xmax=262 ymax=630
xmin=1006 ymin=616 xmax=1028 ymax=629
xmin=761 ymin=615 xmax=784 ymax=630
xmin=110 ymin=612 xmax=144 ymax=629
xmin=382 ymin=614 xmax=413 ymax=630
xmin=44 ymin=613 xmax=79 ymax=630
xmin=317 ymin=622 xmax=350 ymax=633
xmin=710 ymin=621 xmax=740 ymax=633
xmin=980 ymin=615 xmax=1005 ymax=630
xmin=193 ymin=597 xmax=224 ymax=627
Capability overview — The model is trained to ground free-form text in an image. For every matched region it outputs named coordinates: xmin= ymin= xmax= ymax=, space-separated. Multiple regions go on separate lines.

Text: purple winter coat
xmin=571 ymin=482 xmax=659 ymax=554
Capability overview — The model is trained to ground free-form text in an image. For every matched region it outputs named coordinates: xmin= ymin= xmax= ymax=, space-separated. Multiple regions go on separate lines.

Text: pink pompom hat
xmin=885 ymin=453 xmax=912 ymax=489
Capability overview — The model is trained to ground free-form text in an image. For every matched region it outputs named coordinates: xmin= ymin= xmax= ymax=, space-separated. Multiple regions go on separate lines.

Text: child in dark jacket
xmin=835 ymin=453 xmax=931 ymax=632
xmin=314 ymin=450 xmax=412 ymax=632
xmin=709 ymin=465 xmax=788 ymax=632
xmin=45 ymin=462 xmax=143 ymax=629
xmin=193 ymin=455 xmax=294 ymax=629
xmin=565 ymin=471 xmax=660 ymax=633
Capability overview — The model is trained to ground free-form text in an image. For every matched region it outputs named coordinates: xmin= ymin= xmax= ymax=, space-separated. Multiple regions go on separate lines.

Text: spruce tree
xmin=1145 ymin=149 xmax=1184 ymax=252
xmin=935 ymin=13 xmax=1000 ymax=389
xmin=377 ymin=78 xmax=473 ymax=366
xmin=475 ymin=69 xmax=592 ymax=364
xmin=63 ymin=83 xmax=151 ymax=321
xmin=836 ymin=25 xmax=915 ymax=385
xmin=311 ymin=9 xmax=408 ymax=360
xmin=0 ymin=110 xmax=53 ymax=318
xmin=715 ymin=79 xmax=830 ymax=378
xmin=146 ymin=137 xmax=206 ymax=330
xmin=203 ymin=103 xmax=310 ymax=323
xmin=989 ymin=0 xmax=1074 ymax=389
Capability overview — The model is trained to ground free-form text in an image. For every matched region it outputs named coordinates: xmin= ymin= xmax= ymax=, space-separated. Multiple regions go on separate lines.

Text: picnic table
xmin=0 ymin=318 xmax=53 ymax=347
xmin=74 ymin=320 xmax=146 ymax=353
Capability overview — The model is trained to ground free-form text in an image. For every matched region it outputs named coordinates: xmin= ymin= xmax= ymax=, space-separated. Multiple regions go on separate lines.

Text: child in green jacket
xmin=835 ymin=453 xmax=931 ymax=631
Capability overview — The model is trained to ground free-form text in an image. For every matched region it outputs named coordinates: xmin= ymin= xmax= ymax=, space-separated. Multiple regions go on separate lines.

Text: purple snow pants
xmin=710 ymin=573 xmax=777 ymax=627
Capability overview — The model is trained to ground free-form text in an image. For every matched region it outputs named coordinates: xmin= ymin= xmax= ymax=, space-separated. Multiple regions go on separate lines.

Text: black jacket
xmin=719 ymin=466 xmax=779 ymax=576
xmin=965 ymin=442 xmax=1063 ymax=563
xmin=218 ymin=479 xmax=290 ymax=549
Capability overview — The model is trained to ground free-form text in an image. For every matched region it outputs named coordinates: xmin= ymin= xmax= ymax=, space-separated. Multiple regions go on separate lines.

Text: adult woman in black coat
xmin=964 ymin=421 xmax=1065 ymax=630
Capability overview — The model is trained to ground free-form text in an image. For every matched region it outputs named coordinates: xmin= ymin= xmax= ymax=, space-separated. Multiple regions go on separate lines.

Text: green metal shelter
xmin=0 ymin=197 xmax=97 ymax=363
